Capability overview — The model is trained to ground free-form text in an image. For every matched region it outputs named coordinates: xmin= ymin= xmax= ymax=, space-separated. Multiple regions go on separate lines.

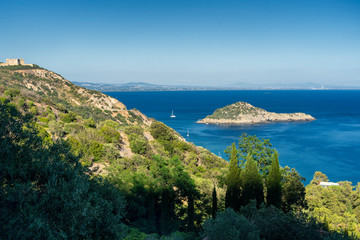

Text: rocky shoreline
xmin=196 ymin=102 xmax=315 ymax=125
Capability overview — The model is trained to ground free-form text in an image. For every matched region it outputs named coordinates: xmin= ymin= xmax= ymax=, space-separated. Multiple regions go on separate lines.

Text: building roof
xmin=319 ymin=182 xmax=339 ymax=187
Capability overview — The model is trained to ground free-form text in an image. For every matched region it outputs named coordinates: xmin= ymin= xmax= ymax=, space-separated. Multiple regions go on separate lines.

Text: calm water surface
xmin=105 ymin=90 xmax=360 ymax=184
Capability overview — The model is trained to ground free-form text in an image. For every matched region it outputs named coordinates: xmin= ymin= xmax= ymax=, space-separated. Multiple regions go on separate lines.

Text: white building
xmin=319 ymin=182 xmax=339 ymax=188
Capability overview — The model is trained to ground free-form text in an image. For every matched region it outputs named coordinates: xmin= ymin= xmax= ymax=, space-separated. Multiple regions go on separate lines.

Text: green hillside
xmin=1 ymin=65 xmax=358 ymax=239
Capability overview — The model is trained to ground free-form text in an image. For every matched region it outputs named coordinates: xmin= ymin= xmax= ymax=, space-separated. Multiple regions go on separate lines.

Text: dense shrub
xmin=129 ymin=135 xmax=149 ymax=155
xmin=4 ymin=88 xmax=20 ymax=98
xmin=125 ymin=125 xmax=144 ymax=136
xmin=100 ymin=125 xmax=121 ymax=143
xmin=61 ymin=112 xmax=78 ymax=123
xmin=203 ymin=208 xmax=259 ymax=240
xmin=0 ymin=101 xmax=128 ymax=239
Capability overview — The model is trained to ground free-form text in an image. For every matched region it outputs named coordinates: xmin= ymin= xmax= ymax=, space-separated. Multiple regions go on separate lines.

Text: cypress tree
xmin=146 ymin=185 xmax=157 ymax=233
xmin=160 ymin=188 xmax=172 ymax=235
xmin=241 ymin=155 xmax=264 ymax=208
xmin=187 ymin=192 xmax=195 ymax=232
xmin=225 ymin=143 xmax=242 ymax=211
xmin=212 ymin=185 xmax=218 ymax=219
xmin=266 ymin=151 xmax=282 ymax=208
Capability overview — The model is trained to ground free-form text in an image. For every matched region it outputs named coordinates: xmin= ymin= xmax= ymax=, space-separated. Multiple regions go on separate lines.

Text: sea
xmin=105 ymin=90 xmax=360 ymax=185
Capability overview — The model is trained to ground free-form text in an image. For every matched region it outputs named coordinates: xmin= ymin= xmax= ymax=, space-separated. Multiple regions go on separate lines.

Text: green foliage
xmin=306 ymin=172 xmax=360 ymax=238
xmin=17 ymin=97 xmax=26 ymax=108
xmin=207 ymin=101 xmax=261 ymax=120
xmin=100 ymin=125 xmax=121 ymax=143
xmin=30 ymin=105 xmax=38 ymax=115
xmin=125 ymin=125 xmax=144 ymax=136
xmin=61 ymin=111 xmax=78 ymax=123
xmin=56 ymin=103 xmax=67 ymax=112
xmin=203 ymin=208 xmax=260 ymax=240
xmin=266 ymin=151 xmax=282 ymax=208
xmin=212 ymin=186 xmax=218 ymax=219
xmin=241 ymin=155 xmax=264 ymax=208
xmin=4 ymin=88 xmax=20 ymax=98
xmin=0 ymin=100 xmax=128 ymax=239
xmin=63 ymin=122 xmax=85 ymax=134
xmin=236 ymin=133 xmax=275 ymax=175
xmin=130 ymin=134 xmax=149 ymax=155
xmin=205 ymin=201 xmax=353 ymax=240
xmin=150 ymin=121 xmax=175 ymax=142
xmin=310 ymin=171 xmax=329 ymax=185
xmin=281 ymin=166 xmax=306 ymax=212
xmin=89 ymin=140 xmax=104 ymax=162
xmin=225 ymin=143 xmax=242 ymax=211
xmin=102 ymin=119 xmax=121 ymax=129
xmin=84 ymin=117 xmax=96 ymax=128
xmin=108 ymin=155 xmax=199 ymax=235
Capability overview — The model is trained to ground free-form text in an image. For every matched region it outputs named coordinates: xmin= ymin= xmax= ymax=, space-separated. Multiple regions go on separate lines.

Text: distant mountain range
xmin=72 ymin=81 xmax=360 ymax=91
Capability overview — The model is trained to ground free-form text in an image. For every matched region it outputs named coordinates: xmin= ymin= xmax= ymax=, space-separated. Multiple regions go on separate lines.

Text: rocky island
xmin=197 ymin=101 xmax=315 ymax=125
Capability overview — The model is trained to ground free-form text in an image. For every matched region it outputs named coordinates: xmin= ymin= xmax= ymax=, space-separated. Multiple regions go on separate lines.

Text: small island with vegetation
xmin=197 ymin=101 xmax=315 ymax=125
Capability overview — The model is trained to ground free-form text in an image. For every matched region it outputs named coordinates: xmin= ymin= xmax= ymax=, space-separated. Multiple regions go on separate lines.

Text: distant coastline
xmin=73 ymin=81 xmax=360 ymax=92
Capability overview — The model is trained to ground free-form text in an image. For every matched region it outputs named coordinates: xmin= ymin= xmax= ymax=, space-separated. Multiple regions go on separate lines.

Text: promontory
xmin=196 ymin=101 xmax=315 ymax=125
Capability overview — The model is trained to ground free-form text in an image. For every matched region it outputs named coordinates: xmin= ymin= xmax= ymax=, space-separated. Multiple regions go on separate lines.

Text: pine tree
xmin=212 ymin=185 xmax=218 ymax=219
xmin=266 ymin=151 xmax=282 ymax=208
xmin=225 ymin=143 xmax=242 ymax=211
xmin=241 ymin=155 xmax=264 ymax=208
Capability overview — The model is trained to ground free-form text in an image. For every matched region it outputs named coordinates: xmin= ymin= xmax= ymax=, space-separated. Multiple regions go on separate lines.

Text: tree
xmin=310 ymin=171 xmax=329 ymax=185
xmin=241 ymin=155 xmax=264 ymax=208
xmin=237 ymin=133 xmax=275 ymax=175
xmin=266 ymin=151 xmax=282 ymax=208
xmin=212 ymin=186 xmax=218 ymax=219
xmin=225 ymin=143 xmax=242 ymax=211
xmin=281 ymin=167 xmax=306 ymax=212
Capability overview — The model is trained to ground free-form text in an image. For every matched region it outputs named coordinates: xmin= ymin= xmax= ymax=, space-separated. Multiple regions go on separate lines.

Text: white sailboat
xmin=187 ymin=129 xmax=189 ymax=137
xmin=170 ymin=110 xmax=176 ymax=118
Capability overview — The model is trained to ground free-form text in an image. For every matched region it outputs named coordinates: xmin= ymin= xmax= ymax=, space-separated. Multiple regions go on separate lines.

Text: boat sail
xmin=170 ymin=110 xmax=176 ymax=118
xmin=187 ymin=129 xmax=189 ymax=137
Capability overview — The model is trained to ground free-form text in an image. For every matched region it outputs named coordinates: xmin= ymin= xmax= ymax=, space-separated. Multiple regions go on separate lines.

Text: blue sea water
xmin=105 ymin=90 xmax=360 ymax=185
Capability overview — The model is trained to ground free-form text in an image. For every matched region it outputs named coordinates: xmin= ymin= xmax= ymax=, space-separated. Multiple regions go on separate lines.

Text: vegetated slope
xmin=0 ymin=66 xmax=228 ymax=227
xmin=0 ymin=65 xmax=226 ymax=165
xmin=197 ymin=101 xmax=315 ymax=124
xmin=2 ymin=66 xmax=358 ymax=239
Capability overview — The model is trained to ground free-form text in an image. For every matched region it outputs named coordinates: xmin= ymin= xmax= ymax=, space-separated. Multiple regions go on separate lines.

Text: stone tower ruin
xmin=0 ymin=58 xmax=33 ymax=67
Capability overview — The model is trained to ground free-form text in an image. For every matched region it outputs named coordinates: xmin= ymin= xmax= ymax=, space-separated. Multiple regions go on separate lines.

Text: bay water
xmin=106 ymin=90 xmax=360 ymax=185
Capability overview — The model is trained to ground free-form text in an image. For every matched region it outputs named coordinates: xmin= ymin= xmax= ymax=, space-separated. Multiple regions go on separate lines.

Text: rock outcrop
xmin=197 ymin=101 xmax=315 ymax=125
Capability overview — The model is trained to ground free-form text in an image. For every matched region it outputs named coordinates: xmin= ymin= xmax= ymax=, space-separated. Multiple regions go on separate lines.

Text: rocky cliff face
xmin=197 ymin=101 xmax=315 ymax=124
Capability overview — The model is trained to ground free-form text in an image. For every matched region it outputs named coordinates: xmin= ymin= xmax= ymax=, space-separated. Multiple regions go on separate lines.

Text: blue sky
xmin=1 ymin=0 xmax=359 ymax=86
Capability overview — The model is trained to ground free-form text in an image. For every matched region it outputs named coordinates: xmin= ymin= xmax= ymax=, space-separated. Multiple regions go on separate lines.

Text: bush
xmin=89 ymin=140 xmax=104 ymax=162
xmin=61 ymin=112 xmax=78 ymax=123
xmin=64 ymin=123 xmax=85 ymax=134
xmin=203 ymin=208 xmax=259 ymax=240
xmin=102 ymin=119 xmax=121 ymax=129
xmin=30 ymin=106 xmax=38 ymax=115
xmin=4 ymin=88 xmax=20 ymax=98
xmin=100 ymin=125 xmax=121 ymax=143
xmin=130 ymin=136 xmax=149 ymax=155
xmin=84 ymin=117 xmax=96 ymax=128
xmin=150 ymin=122 xmax=175 ymax=142
xmin=125 ymin=125 xmax=144 ymax=136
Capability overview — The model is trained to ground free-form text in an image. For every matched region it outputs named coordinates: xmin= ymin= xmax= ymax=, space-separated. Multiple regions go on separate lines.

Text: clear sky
xmin=1 ymin=0 xmax=359 ymax=86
